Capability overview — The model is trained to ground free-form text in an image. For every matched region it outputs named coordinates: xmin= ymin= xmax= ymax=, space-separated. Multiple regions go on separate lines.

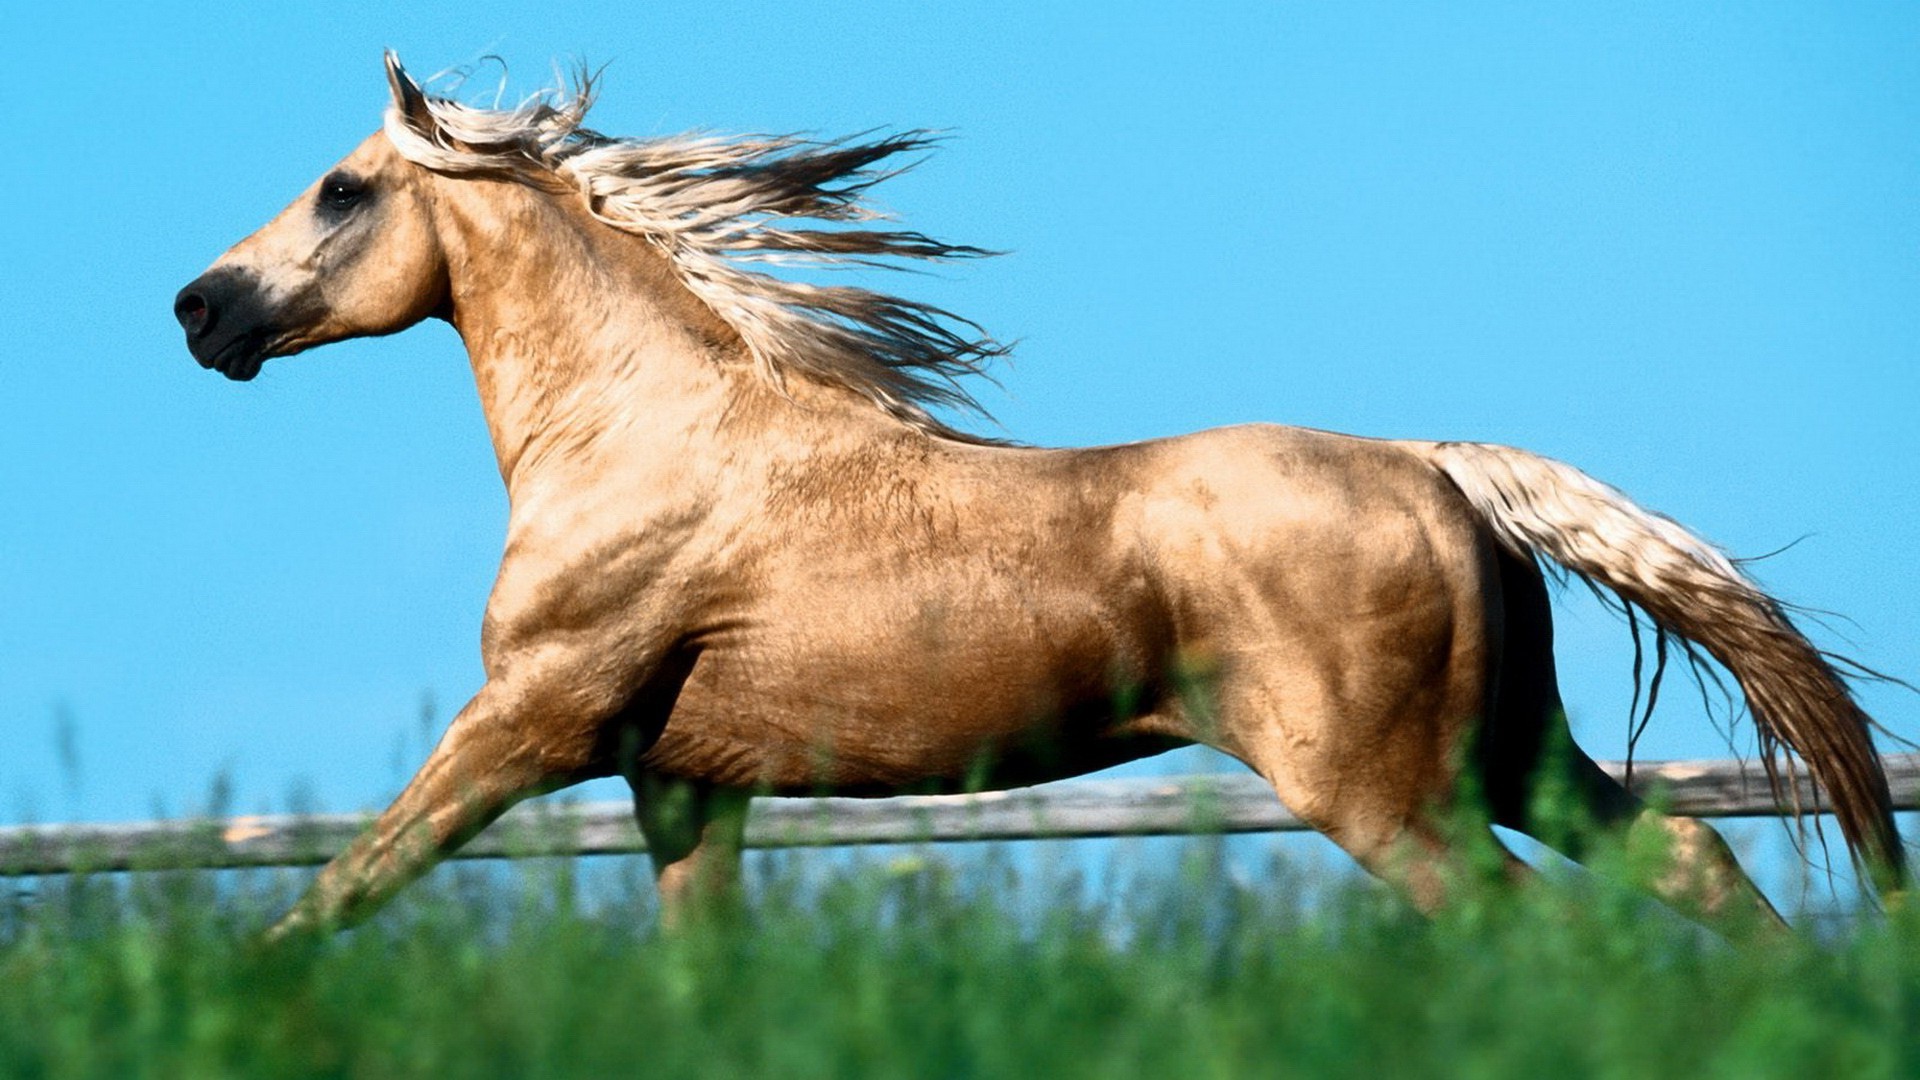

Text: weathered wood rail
xmin=4 ymin=755 xmax=1917 ymax=876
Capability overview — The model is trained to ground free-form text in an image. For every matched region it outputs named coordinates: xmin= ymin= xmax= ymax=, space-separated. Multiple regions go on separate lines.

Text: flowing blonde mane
xmin=380 ymin=56 xmax=1007 ymax=439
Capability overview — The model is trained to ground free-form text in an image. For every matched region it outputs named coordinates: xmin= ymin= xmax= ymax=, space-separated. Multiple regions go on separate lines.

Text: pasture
xmin=1 ymin=834 xmax=1912 ymax=1079
xmin=5 ymin=6 xmax=1914 ymax=1077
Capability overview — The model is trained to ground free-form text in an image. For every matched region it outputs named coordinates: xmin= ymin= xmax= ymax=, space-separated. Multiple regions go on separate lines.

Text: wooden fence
xmin=4 ymin=754 xmax=1918 ymax=876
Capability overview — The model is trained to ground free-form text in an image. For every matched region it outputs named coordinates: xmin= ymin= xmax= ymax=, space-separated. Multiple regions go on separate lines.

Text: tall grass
xmin=1 ymin=837 xmax=1914 ymax=1079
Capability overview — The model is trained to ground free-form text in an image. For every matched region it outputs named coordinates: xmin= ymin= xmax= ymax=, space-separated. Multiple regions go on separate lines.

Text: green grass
xmin=1 ymin=842 xmax=1914 ymax=1079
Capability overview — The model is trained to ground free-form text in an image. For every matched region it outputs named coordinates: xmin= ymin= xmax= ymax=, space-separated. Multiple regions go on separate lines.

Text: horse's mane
xmin=380 ymin=56 xmax=1007 ymax=440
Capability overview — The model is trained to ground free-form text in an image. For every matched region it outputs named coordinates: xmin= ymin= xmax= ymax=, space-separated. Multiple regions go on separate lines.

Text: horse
xmin=174 ymin=55 xmax=1902 ymax=938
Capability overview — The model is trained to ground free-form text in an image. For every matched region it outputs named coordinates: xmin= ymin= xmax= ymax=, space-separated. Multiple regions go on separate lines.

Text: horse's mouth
xmin=201 ymin=336 xmax=271 ymax=382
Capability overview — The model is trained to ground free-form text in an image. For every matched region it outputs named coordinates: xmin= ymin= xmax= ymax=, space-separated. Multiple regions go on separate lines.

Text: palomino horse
xmin=175 ymin=56 xmax=1902 ymax=936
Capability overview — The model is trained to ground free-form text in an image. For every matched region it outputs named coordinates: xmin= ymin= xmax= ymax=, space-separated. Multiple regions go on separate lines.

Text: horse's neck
xmin=437 ymin=182 xmax=897 ymax=499
xmin=440 ymin=188 xmax=745 ymax=489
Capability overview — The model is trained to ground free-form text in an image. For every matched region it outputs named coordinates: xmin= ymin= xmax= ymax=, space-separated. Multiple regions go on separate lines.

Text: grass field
xmin=1 ymin=833 xmax=1915 ymax=1080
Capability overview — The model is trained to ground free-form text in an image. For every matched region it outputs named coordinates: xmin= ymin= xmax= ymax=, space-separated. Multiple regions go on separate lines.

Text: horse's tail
xmin=1415 ymin=439 xmax=1905 ymax=891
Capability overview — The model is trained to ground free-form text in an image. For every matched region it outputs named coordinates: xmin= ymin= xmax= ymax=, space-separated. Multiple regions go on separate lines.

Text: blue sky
xmin=2 ymin=3 xmax=1915 ymax=899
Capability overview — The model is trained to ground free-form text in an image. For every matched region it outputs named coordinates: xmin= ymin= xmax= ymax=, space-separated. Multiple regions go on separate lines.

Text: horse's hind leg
xmin=1195 ymin=522 xmax=1533 ymax=911
xmin=1481 ymin=551 xmax=1785 ymax=931
xmin=1514 ymin=747 xmax=1786 ymax=931
xmin=1218 ymin=635 xmax=1530 ymax=911
xmin=1237 ymin=692 xmax=1533 ymax=913
xmin=628 ymin=771 xmax=751 ymax=929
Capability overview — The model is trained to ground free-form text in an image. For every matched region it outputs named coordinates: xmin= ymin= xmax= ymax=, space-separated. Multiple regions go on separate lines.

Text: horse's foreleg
xmin=266 ymin=681 xmax=591 ymax=940
xmin=629 ymin=772 xmax=751 ymax=929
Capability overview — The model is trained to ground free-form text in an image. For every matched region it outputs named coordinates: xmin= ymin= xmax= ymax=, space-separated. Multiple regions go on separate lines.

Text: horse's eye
xmin=319 ymin=174 xmax=367 ymax=212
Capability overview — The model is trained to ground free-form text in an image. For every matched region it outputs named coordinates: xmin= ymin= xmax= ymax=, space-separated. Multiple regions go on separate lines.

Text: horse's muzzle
xmin=174 ymin=268 xmax=278 ymax=381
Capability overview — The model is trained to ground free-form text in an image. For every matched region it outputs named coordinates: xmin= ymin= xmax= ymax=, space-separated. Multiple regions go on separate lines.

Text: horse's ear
xmin=385 ymin=51 xmax=434 ymax=134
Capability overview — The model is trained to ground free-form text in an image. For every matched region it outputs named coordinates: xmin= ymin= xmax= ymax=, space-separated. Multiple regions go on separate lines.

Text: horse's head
xmin=174 ymin=58 xmax=449 ymax=380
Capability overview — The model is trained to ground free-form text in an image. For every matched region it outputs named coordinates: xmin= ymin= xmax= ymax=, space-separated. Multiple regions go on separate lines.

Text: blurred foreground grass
xmin=0 ymin=840 xmax=1914 ymax=1079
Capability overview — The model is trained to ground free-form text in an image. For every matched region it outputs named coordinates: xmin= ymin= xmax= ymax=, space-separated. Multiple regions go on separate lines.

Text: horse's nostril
xmin=174 ymin=290 xmax=210 ymax=332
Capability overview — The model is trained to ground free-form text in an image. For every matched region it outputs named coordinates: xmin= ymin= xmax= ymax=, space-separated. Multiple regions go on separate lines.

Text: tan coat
xmin=171 ymin=57 xmax=1899 ymax=938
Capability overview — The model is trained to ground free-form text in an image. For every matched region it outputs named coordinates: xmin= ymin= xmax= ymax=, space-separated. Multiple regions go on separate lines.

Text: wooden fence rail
xmin=5 ymin=754 xmax=1919 ymax=876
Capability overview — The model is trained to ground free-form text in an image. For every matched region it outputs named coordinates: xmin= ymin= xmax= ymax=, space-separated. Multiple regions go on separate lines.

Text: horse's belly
xmin=638 ymin=605 xmax=1181 ymax=793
